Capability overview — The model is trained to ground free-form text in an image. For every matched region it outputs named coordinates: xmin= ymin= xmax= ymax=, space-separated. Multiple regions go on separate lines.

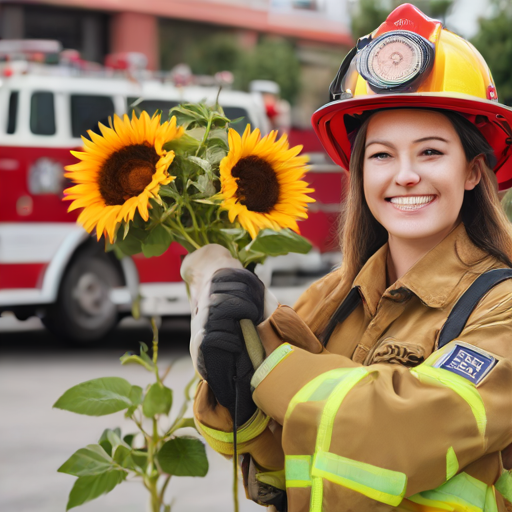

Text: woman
xmin=190 ymin=4 xmax=512 ymax=511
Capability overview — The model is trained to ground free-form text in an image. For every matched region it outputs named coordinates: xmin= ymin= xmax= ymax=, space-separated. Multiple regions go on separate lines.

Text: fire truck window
xmin=127 ymin=99 xmax=179 ymax=122
xmin=30 ymin=92 xmax=56 ymax=136
xmin=6 ymin=91 xmax=19 ymax=134
xmin=222 ymin=107 xmax=249 ymax=135
xmin=71 ymin=95 xmax=115 ymax=138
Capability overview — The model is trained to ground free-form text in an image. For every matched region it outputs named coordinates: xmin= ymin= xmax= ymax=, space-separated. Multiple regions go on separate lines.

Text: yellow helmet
xmin=312 ymin=3 xmax=512 ymax=190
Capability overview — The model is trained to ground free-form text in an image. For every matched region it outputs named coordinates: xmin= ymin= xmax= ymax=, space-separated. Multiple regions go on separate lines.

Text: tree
xmin=471 ymin=2 xmax=512 ymax=105
xmin=235 ymin=37 xmax=301 ymax=103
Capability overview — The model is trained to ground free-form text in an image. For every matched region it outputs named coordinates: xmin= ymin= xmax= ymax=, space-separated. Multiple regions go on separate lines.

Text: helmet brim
xmin=312 ymin=92 xmax=512 ymax=190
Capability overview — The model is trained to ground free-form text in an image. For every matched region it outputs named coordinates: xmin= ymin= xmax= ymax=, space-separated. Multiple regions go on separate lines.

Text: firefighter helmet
xmin=312 ymin=3 xmax=512 ymax=190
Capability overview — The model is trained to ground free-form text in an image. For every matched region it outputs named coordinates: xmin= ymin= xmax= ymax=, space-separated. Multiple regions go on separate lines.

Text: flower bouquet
xmin=57 ymin=102 xmax=316 ymax=511
xmin=64 ymin=103 xmax=315 ymax=266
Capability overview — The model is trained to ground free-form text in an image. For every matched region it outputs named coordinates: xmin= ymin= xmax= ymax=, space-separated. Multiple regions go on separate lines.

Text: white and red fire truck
xmin=0 ymin=40 xmax=345 ymax=343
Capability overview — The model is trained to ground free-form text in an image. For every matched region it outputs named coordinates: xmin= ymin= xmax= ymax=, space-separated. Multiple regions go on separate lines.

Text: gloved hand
xmin=181 ymin=244 xmax=278 ymax=379
xmin=201 ymin=268 xmax=265 ymax=425
xmin=180 ymin=244 xmax=243 ymax=378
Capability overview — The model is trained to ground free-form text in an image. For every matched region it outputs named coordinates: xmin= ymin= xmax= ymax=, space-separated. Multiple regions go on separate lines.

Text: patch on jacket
xmin=371 ymin=340 xmax=425 ymax=367
xmin=433 ymin=342 xmax=497 ymax=385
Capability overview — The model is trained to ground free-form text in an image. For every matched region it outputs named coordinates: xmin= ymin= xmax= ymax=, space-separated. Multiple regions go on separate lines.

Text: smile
xmin=387 ymin=195 xmax=436 ymax=211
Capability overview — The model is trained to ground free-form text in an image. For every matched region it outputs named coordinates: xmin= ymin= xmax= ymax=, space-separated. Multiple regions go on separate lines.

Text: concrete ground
xmin=0 ymin=315 xmax=261 ymax=512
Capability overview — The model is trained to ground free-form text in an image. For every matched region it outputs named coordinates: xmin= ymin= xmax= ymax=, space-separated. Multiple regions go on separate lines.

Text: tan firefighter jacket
xmin=193 ymin=223 xmax=512 ymax=512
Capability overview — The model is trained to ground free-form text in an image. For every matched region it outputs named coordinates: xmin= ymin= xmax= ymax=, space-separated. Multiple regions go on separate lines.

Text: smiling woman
xmin=343 ymin=108 xmax=512 ymax=284
xmin=191 ymin=4 xmax=512 ymax=512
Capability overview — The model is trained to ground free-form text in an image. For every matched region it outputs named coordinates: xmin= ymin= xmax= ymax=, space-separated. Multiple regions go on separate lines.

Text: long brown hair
xmin=339 ymin=109 xmax=512 ymax=284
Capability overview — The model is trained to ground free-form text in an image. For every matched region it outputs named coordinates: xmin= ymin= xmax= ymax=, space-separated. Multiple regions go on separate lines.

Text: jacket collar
xmin=353 ymin=223 xmax=493 ymax=315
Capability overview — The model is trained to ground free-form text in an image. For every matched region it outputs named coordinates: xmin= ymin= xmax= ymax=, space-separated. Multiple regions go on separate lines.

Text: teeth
xmin=389 ymin=195 xmax=435 ymax=210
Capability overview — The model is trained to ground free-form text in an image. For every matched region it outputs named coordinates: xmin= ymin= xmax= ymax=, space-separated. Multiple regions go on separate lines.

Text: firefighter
xmin=188 ymin=4 xmax=512 ymax=511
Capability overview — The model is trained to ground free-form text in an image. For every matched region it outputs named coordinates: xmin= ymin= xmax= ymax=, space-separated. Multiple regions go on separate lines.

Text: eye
xmin=369 ymin=152 xmax=391 ymax=160
xmin=423 ymin=149 xmax=443 ymax=156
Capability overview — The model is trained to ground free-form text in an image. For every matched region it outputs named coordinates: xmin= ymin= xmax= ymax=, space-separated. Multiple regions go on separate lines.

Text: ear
xmin=464 ymin=155 xmax=483 ymax=191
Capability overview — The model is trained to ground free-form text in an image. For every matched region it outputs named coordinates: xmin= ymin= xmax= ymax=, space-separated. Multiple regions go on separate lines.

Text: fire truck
xmin=0 ymin=40 xmax=345 ymax=344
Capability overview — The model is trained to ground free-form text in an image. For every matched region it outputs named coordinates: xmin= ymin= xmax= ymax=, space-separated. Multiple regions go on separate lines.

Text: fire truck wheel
xmin=42 ymin=250 xmax=123 ymax=344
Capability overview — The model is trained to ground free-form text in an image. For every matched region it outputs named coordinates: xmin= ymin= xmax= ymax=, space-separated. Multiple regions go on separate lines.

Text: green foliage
xmin=472 ymin=3 xmax=512 ymax=105
xmin=111 ymin=102 xmax=312 ymax=266
xmin=350 ymin=0 xmax=388 ymax=40
xmin=53 ymin=377 xmax=136 ymax=416
xmin=158 ymin=437 xmax=209 ymax=476
xmin=235 ymin=37 xmax=301 ymax=103
xmin=55 ymin=320 xmax=206 ymax=511
xmin=142 ymin=383 xmax=173 ymax=418
xmin=66 ymin=471 xmax=127 ymax=510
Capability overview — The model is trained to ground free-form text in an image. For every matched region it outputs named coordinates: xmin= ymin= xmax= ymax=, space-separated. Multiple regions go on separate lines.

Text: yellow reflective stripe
xmin=312 ymin=451 xmax=407 ymax=507
xmin=446 ymin=447 xmax=459 ymax=481
xmin=411 ymin=364 xmax=487 ymax=436
xmin=496 ymin=470 xmax=512 ymax=502
xmin=196 ymin=409 xmax=270 ymax=454
xmin=409 ymin=472 xmax=489 ymax=512
xmin=285 ymin=367 xmax=358 ymax=422
xmin=251 ymin=343 xmax=293 ymax=389
xmin=315 ymin=367 xmax=368 ymax=451
xmin=310 ymin=476 xmax=323 ymax=512
xmin=485 ymin=486 xmax=498 ymax=512
xmin=285 ymin=455 xmax=312 ymax=488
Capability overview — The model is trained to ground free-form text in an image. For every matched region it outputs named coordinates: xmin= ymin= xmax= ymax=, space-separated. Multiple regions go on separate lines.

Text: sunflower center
xmin=99 ymin=144 xmax=160 ymax=205
xmin=231 ymin=155 xmax=279 ymax=213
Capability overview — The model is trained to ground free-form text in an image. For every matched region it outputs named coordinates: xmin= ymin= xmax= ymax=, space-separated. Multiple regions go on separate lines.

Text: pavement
xmin=0 ymin=315 xmax=261 ymax=512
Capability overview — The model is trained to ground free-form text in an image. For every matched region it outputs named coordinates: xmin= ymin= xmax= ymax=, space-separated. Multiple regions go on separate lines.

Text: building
xmin=0 ymin=0 xmax=352 ymax=124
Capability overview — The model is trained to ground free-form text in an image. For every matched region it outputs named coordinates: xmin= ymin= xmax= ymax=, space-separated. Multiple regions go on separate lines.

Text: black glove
xmin=200 ymin=268 xmax=265 ymax=426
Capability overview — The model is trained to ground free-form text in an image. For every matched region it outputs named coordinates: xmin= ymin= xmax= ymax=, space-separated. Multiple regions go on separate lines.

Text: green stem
xmin=195 ymin=114 xmax=213 ymax=157
xmin=146 ymin=417 xmax=160 ymax=512
xmin=185 ymin=202 xmax=209 ymax=245
xmin=159 ymin=475 xmax=171 ymax=505
xmin=163 ymin=374 xmax=198 ymax=437
xmin=169 ymin=218 xmax=201 ymax=250
xmin=151 ymin=317 xmax=160 ymax=384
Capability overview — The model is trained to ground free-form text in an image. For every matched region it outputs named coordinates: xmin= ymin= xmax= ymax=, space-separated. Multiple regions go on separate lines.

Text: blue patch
xmin=435 ymin=344 xmax=497 ymax=385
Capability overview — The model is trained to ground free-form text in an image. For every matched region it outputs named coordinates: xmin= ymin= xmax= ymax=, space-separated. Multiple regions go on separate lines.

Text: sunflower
xmin=64 ymin=112 xmax=184 ymax=242
xmin=220 ymin=125 xmax=315 ymax=239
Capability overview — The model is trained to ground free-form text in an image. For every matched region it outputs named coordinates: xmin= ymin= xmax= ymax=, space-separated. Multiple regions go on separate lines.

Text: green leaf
xmin=53 ymin=377 xmax=133 ymax=416
xmin=58 ymin=444 xmax=114 ymax=477
xmin=191 ymin=175 xmax=216 ymax=197
xmin=112 ymin=445 xmax=135 ymax=470
xmin=157 ymin=436 xmax=208 ymax=477
xmin=123 ymin=434 xmax=136 ymax=447
xmin=98 ymin=428 xmax=121 ymax=456
xmin=132 ymin=450 xmax=148 ymax=471
xmin=139 ymin=342 xmax=154 ymax=368
xmin=142 ymin=383 xmax=173 ymax=418
xmin=120 ymin=353 xmax=154 ymax=372
xmin=114 ymin=234 xmax=143 ymax=257
xmin=163 ymin=133 xmax=200 ymax=154
xmin=187 ymin=156 xmax=212 ymax=174
xmin=174 ymin=417 xmax=197 ymax=431
xmin=141 ymin=224 xmax=173 ymax=258
xmin=66 ymin=470 xmax=127 ymax=510
xmin=248 ymin=228 xmax=312 ymax=257
xmin=206 ymin=145 xmax=227 ymax=163
xmin=220 ymin=228 xmax=248 ymax=241
xmin=129 ymin=386 xmax=143 ymax=406
xmin=186 ymin=127 xmax=207 ymax=141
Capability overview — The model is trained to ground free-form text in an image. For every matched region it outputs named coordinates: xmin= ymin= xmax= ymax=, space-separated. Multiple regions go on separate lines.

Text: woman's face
xmin=363 ymin=109 xmax=481 ymax=245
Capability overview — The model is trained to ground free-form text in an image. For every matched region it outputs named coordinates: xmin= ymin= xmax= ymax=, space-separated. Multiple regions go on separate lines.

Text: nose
xmin=395 ymin=159 xmax=421 ymax=187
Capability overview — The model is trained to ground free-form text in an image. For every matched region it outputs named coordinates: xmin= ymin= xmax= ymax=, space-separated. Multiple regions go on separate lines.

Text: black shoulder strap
xmin=321 ymin=269 xmax=512 ymax=349
xmin=437 ymin=268 xmax=512 ymax=349
xmin=321 ymin=286 xmax=361 ymax=346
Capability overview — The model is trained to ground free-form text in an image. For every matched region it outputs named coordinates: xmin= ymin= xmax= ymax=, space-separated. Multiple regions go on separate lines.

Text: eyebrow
xmin=365 ymin=136 xmax=449 ymax=149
